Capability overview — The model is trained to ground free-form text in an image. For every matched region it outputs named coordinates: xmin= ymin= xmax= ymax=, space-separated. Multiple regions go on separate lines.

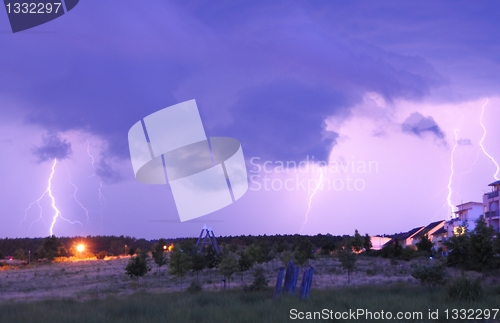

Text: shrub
xmin=35 ymin=236 xmax=68 ymax=260
xmin=125 ymin=252 xmax=151 ymax=278
xmin=187 ymin=280 xmax=203 ymax=293
xmin=96 ymin=251 xmax=108 ymax=260
xmin=294 ymin=239 xmax=315 ymax=265
xmin=401 ymin=247 xmax=416 ymax=261
xmin=447 ymin=277 xmax=484 ymax=302
xmin=338 ymin=246 xmax=357 ymax=285
xmin=416 ymin=234 xmax=433 ymax=253
xmin=380 ymin=239 xmax=403 ymax=259
xmin=151 ymin=239 xmax=168 ymax=275
xmin=169 ymin=247 xmax=192 ymax=290
xmin=14 ymin=249 xmax=27 ymax=261
xmin=411 ymin=263 xmax=446 ymax=288
xmin=248 ymin=267 xmax=269 ymax=291
xmin=218 ymin=252 xmax=238 ymax=287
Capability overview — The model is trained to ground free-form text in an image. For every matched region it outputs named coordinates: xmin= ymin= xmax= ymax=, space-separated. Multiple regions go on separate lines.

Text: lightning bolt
xmin=446 ymin=129 xmax=459 ymax=219
xmin=300 ymin=168 xmax=324 ymax=233
xmin=87 ymin=141 xmax=106 ymax=229
xmin=22 ymin=160 xmax=57 ymax=232
xmin=64 ymin=162 xmax=90 ymax=232
xmin=479 ymin=99 xmax=499 ymax=180
xmin=23 ymin=159 xmax=82 ymax=236
xmin=452 ymin=100 xmax=499 ymax=208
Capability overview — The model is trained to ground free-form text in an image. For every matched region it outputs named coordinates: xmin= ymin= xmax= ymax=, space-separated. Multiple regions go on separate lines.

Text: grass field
xmin=2 ymin=285 xmax=500 ymax=322
xmin=2 ymin=256 xmax=500 ymax=322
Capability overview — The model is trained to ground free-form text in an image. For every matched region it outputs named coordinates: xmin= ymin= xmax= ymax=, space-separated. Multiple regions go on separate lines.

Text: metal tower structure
xmin=195 ymin=225 xmax=221 ymax=254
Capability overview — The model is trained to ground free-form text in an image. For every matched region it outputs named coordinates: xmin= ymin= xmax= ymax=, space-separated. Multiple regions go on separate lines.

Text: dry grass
xmin=0 ymin=255 xmax=487 ymax=303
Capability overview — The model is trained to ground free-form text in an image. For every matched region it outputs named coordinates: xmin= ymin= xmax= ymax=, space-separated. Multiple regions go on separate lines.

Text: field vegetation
xmin=1 ymin=219 xmax=500 ymax=322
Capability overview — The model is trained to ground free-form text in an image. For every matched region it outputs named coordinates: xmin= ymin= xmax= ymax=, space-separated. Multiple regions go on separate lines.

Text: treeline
xmin=0 ymin=235 xmax=152 ymax=259
xmin=125 ymin=234 xmax=356 ymax=290
xmin=0 ymin=233 xmax=351 ymax=260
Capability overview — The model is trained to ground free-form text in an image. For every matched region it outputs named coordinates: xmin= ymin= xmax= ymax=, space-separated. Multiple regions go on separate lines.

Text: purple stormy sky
xmin=0 ymin=1 xmax=500 ymax=239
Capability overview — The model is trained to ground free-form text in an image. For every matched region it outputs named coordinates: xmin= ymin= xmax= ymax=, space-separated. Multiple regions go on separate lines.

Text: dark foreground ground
xmin=1 ymin=285 xmax=500 ymax=323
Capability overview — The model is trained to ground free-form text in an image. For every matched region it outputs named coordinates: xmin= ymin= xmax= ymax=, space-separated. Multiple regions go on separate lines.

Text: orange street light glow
xmin=77 ymin=244 xmax=85 ymax=252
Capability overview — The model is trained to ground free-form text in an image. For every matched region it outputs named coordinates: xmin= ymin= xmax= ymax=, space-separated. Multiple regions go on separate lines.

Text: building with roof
xmin=400 ymin=226 xmax=425 ymax=247
xmin=370 ymin=236 xmax=392 ymax=250
xmin=432 ymin=226 xmax=447 ymax=250
xmin=483 ymin=180 xmax=500 ymax=232
xmin=411 ymin=220 xmax=445 ymax=247
xmin=382 ymin=226 xmax=425 ymax=249
xmin=447 ymin=201 xmax=483 ymax=237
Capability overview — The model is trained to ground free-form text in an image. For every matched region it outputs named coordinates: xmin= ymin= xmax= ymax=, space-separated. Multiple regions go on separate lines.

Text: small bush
xmin=96 ymin=251 xmax=108 ymax=260
xmin=125 ymin=252 xmax=151 ymax=278
xmin=411 ymin=263 xmax=446 ymax=288
xmin=248 ymin=267 xmax=269 ymax=291
xmin=401 ymin=247 xmax=416 ymax=261
xmin=447 ymin=277 xmax=484 ymax=302
xmin=187 ymin=280 xmax=202 ymax=293
xmin=14 ymin=249 xmax=27 ymax=261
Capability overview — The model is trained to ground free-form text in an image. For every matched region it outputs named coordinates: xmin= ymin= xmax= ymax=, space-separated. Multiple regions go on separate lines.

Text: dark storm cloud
xmin=95 ymin=158 xmax=122 ymax=184
xmin=0 ymin=0 xmax=477 ymax=166
xmin=401 ymin=112 xmax=445 ymax=139
xmin=32 ymin=132 xmax=72 ymax=163
xmin=219 ymin=81 xmax=349 ymax=162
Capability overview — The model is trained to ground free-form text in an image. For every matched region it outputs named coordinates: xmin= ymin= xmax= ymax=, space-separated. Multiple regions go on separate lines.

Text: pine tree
xmin=338 ymin=244 xmax=357 ymax=285
xmin=351 ymin=230 xmax=363 ymax=253
xmin=191 ymin=252 xmax=206 ymax=281
xmin=238 ymin=250 xmax=254 ymax=283
xmin=168 ymin=246 xmax=192 ymax=290
xmin=218 ymin=252 xmax=238 ymax=288
xmin=125 ymin=251 xmax=151 ymax=278
xmin=468 ymin=217 xmax=495 ymax=275
xmin=36 ymin=235 xmax=66 ymax=261
xmin=294 ymin=239 xmax=314 ymax=266
xmin=249 ymin=266 xmax=269 ymax=291
xmin=444 ymin=224 xmax=470 ymax=274
xmin=363 ymin=234 xmax=372 ymax=253
xmin=14 ymin=248 xmax=27 ymax=261
xmin=151 ymin=239 xmax=168 ymax=275
xmin=416 ymin=233 xmax=433 ymax=253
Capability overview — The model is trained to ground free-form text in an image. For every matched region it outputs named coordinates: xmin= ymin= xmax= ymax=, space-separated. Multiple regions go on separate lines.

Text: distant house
xmin=447 ymin=201 xmax=483 ymax=236
xmin=370 ymin=236 xmax=391 ymax=250
xmin=382 ymin=226 xmax=424 ymax=249
xmin=398 ymin=226 xmax=425 ymax=248
xmin=411 ymin=220 xmax=445 ymax=248
xmin=378 ymin=181 xmax=500 ymax=253
xmin=432 ymin=227 xmax=447 ymax=250
xmin=484 ymin=180 xmax=500 ymax=232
